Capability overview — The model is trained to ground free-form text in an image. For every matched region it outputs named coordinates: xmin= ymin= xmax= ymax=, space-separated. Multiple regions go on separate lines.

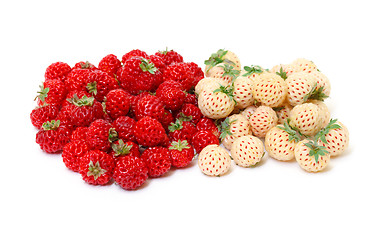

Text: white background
xmin=1 ymin=0 xmax=376 ymax=239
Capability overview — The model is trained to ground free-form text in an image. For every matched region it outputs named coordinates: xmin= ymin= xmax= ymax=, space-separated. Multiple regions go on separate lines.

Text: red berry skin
xmin=168 ymin=121 xmax=197 ymax=144
xmin=196 ymin=117 xmax=220 ymax=138
xmin=65 ymin=68 xmax=91 ymax=92
xmin=30 ymin=104 xmax=60 ymax=129
xmin=163 ymin=62 xmax=195 ymax=91
xmin=184 ymin=93 xmax=198 ymax=106
xmin=79 ymin=150 xmax=115 ymax=185
xmin=37 ymin=79 xmax=68 ymax=106
xmin=160 ymin=109 xmax=175 ymax=132
xmin=135 ymin=95 xmax=164 ymax=121
xmin=169 ymin=141 xmax=194 ymax=168
xmin=98 ymin=54 xmax=122 ymax=77
xmin=155 ymin=50 xmax=184 ymax=66
xmin=113 ymin=156 xmax=148 ymax=190
xmin=187 ymin=62 xmax=204 ymax=87
xmin=111 ymin=140 xmax=140 ymax=159
xmin=175 ymin=103 xmax=203 ymax=124
xmin=35 ymin=123 xmax=70 ymax=153
xmin=72 ymin=61 xmax=97 ymax=71
xmin=156 ymin=84 xmax=185 ymax=111
xmin=87 ymin=70 xmax=119 ymax=102
xmin=121 ymin=49 xmax=148 ymax=64
xmin=191 ymin=130 xmax=220 ymax=153
xmin=62 ymin=140 xmax=89 ymax=172
xmin=45 ymin=62 xmax=71 ymax=82
xmin=70 ymin=127 xmax=88 ymax=141
xmin=133 ymin=117 xmax=167 ymax=147
xmin=141 ymin=146 xmax=171 ymax=178
xmin=86 ymin=119 xmax=114 ymax=152
xmin=112 ymin=116 xmax=136 ymax=142
xmin=105 ymin=89 xmax=130 ymax=120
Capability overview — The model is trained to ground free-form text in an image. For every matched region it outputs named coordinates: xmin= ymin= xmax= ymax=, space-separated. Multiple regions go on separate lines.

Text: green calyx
xmin=168 ymin=119 xmax=183 ymax=132
xmin=277 ymin=119 xmax=301 ymax=143
xmin=139 ymin=58 xmax=158 ymax=74
xmin=80 ymin=61 xmax=93 ymax=69
xmin=276 ymin=67 xmax=288 ymax=80
xmin=87 ymin=161 xmax=106 ymax=180
xmin=314 ymin=119 xmax=341 ymax=144
xmin=213 ymin=84 xmax=236 ymax=104
xmin=219 ymin=117 xmax=237 ymax=141
xmin=86 ymin=82 xmax=97 ymax=95
xmin=35 ymin=83 xmax=49 ymax=102
xmin=177 ymin=112 xmax=193 ymax=122
xmin=111 ymin=139 xmax=133 ymax=157
xmin=243 ymin=65 xmax=264 ymax=77
xmin=108 ymin=128 xmax=118 ymax=143
xmin=204 ymin=49 xmax=230 ymax=72
xmin=158 ymin=47 xmax=170 ymax=55
xmin=66 ymin=94 xmax=95 ymax=107
xmin=42 ymin=120 xmax=60 ymax=131
xmin=220 ymin=64 xmax=240 ymax=81
xmin=304 ymin=140 xmax=329 ymax=164
xmin=169 ymin=139 xmax=190 ymax=151
xmin=303 ymin=83 xmax=329 ymax=102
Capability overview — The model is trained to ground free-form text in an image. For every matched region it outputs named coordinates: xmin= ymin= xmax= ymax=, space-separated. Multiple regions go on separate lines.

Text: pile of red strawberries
xmin=30 ymin=49 xmax=221 ymax=190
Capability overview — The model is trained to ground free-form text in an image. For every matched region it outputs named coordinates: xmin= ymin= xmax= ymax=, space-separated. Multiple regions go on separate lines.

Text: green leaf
xmin=35 ymin=83 xmax=49 ymax=102
xmin=276 ymin=119 xmax=301 ymax=143
xmin=139 ymin=58 xmax=157 ymax=74
xmin=42 ymin=120 xmax=60 ymax=131
xmin=314 ymin=118 xmax=341 ymax=144
xmin=66 ymin=94 xmax=95 ymax=107
xmin=276 ymin=67 xmax=287 ymax=80
xmin=168 ymin=119 xmax=183 ymax=132
xmin=307 ymin=85 xmax=329 ymax=101
xmin=304 ymin=140 xmax=329 ymax=164
xmin=220 ymin=64 xmax=240 ymax=82
xmin=242 ymin=65 xmax=263 ymax=77
xmin=204 ymin=49 xmax=229 ymax=72
xmin=169 ymin=139 xmax=190 ymax=151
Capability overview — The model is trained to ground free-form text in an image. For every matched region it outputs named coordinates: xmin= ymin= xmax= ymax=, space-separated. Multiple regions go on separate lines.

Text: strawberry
xmin=117 ymin=57 xmax=161 ymax=94
xmin=232 ymin=76 xmax=254 ymax=109
xmin=168 ymin=119 xmax=197 ymax=144
xmin=289 ymin=103 xmax=321 ymax=136
xmin=286 ymin=72 xmax=316 ymax=106
xmin=207 ymin=63 xmax=240 ymax=85
xmin=191 ymin=130 xmax=220 ymax=154
xmin=186 ymin=62 xmax=204 ymax=86
xmin=241 ymin=105 xmax=258 ymax=121
xmin=270 ymin=64 xmax=294 ymax=79
xmin=113 ymin=156 xmax=148 ymax=190
xmin=65 ymin=68 xmax=91 ymax=92
xmin=184 ymin=93 xmax=197 ymax=105
xmin=35 ymin=79 xmax=67 ymax=106
xmin=175 ymin=103 xmax=203 ymax=125
xmin=35 ymin=120 xmax=70 ymax=153
xmin=148 ymin=54 xmax=167 ymax=74
xmin=160 ymin=109 xmax=175 ymax=132
xmin=104 ymin=89 xmax=130 ymax=120
xmin=155 ymin=48 xmax=184 ymax=66
xmin=70 ymin=127 xmax=88 ymax=141
xmin=134 ymin=94 xmax=165 ymax=121
xmin=141 ymin=146 xmax=171 ymax=177
xmin=121 ymin=49 xmax=148 ymax=64
xmin=220 ymin=114 xmax=251 ymax=150
xmin=249 ymin=106 xmax=278 ymax=138
xmin=241 ymin=65 xmax=265 ymax=82
xmin=274 ymin=102 xmax=292 ymax=125
xmin=196 ymin=117 xmax=220 ymax=138
xmin=169 ymin=140 xmax=194 ymax=168
xmin=294 ymin=139 xmax=330 ymax=173
xmin=98 ymin=54 xmax=122 ymax=77
xmin=290 ymin=58 xmax=317 ymax=74
xmin=316 ymin=119 xmax=349 ymax=157
xmin=198 ymin=144 xmax=231 ymax=177
xmin=204 ymin=49 xmax=241 ymax=75
xmin=308 ymin=100 xmax=330 ymax=129
xmin=112 ymin=116 xmax=136 ymax=142
xmin=230 ymin=135 xmax=265 ymax=167
xmin=62 ymin=140 xmax=89 ymax=172
xmin=79 ymin=150 xmax=115 ymax=185
xmin=111 ymin=139 xmax=140 ymax=158
xmin=308 ymin=71 xmax=331 ymax=101
xmin=155 ymin=81 xmax=185 ymax=111
xmin=198 ymin=83 xmax=235 ymax=119
xmin=264 ymin=121 xmax=301 ymax=161
xmin=72 ymin=61 xmax=97 ymax=71
xmin=45 ymin=62 xmax=71 ymax=82
xmin=86 ymin=119 xmax=118 ymax=152
xmin=163 ymin=62 xmax=196 ymax=91
xmin=195 ymin=77 xmax=228 ymax=96
xmin=30 ymin=104 xmax=60 ymax=129
xmin=252 ymin=72 xmax=287 ymax=108
xmin=86 ymin=70 xmax=119 ymax=102
xmin=133 ymin=116 xmax=167 ymax=147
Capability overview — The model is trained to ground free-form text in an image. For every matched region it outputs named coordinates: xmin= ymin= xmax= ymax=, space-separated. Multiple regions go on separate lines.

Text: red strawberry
xmin=175 ymin=103 xmax=203 ymax=124
xmin=104 ymin=89 xmax=130 ymax=120
xmin=70 ymin=127 xmax=88 ymax=141
xmin=113 ymin=156 xmax=148 ymax=190
xmin=30 ymin=104 xmax=60 ymax=129
xmin=45 ymin=62 xmax=71 ymax=82
xmin=191 ymin=130 xmax=220 ymax=153
xmin=112 ymin=116 xmax=136 ymax=142
xmin=86 ymin=70 xmax=119 ymax=102
xmin=72 ymin=61 xmax=97 ymax=71
xmin=134 ymin=94 xmax=164 ymax=121
xmin=121 ymin=49 xmax=148 ymax=64
xmin=187 ymin=62 xmax=204 ymax=86
xmin=163 ymin=62 xmax=195 ymax=91
xmin=35 ymin=120 xmax=70 ymax=153
xmin=35 ymin=79 xmax=67 ymax=106
xmin=156 ymin=80 xmax=183 ymax=94
xmin=86 ymin=119 xmax=118 ymax=152
xmin=148 ymin=54 xmax=167 ymax=74
xmin=156 ymin=81 xmax=185 ymax=111
xmin=169 ymin=140 xmax=194 ymax=168
xmin=98 ymin=54 xmax=122 ymax=77
xmin=128 ymin=92 xmax=151 ymax=117
xmin=184 ymin=93 xmax=198 ymax=105
xmin=62 ymin=140 xmax=89 ymax=172
xmin=133 ymin=116 xmax=167 ymax=147
xmin=141 ymin=146 xmax=171 ymax=177
xmin=168 ymin=119 xmax=197 ymax=144
xmin=79 ymin=150 xmax=115 ymax=185
xmin=65 ymin=68 xmax=91 ymax=92
xmin=196 ymin=117 xmax=220 ymax=138
xmin=155 ymin=49 xmax=184 ymax=66
xmin=159 ymin=109 xmax=175 ymax=132
xmin=111 ymin=139 xmax=140 ymax=158
xmin=117 ymin=57 xmax=162 ymax=94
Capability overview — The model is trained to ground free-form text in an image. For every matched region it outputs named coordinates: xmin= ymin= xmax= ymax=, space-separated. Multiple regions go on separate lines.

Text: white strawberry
xmin=207 ymin=63 xmax=240 ymax=85
xmin=220 ymin=114 xmax=251 ymax=150
xmin=286 ymin=72 xmax=316 ymax=106
xmin=252 ymin=72 xmax=287 ymax=108
xmin=308 ymin=71 xmax=331 ymax=100
xmin=274 ymin=101 xmax=292 ymax=124
xmin=233 ymin=76 xmax=254 ymax=109
xmin=265 ymin=121 xmax=301 ymax=161
xmin=198 ymin=144 xmax=232 ymax=176
xmin=316 ymin=119 xmax=349 ymax=157
xmin=249 ymin=105 xmax=278 ymax=138
xmin=195 ymin=77 xmax=229 ymax=95
xmin=198 ymin=83 xmax=236 ymax=119
xmin=241 ymin=65 xmax=265 ymax=83
xmin=270 ymin=64 xmax=295 ymax=78
xmin=204 ymin=49 xmax=241 ymax=76
xmin=290 ymin=58 xmax=317 ymax=74
xmin=289 ymin=103 xmax=321 ymax=136
xmin=241 ymin=105 xmax=258 ymax=120
xmin=294 ymin=139 xmax=330 ymax=173
xmin=308 ymin=100 xmax=330 ymax=129
xmin=231 ymin=135 xmax=264 ymax=167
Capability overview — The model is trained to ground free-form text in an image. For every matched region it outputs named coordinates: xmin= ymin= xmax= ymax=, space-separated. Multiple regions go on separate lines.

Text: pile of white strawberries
xmin=196 ymin=49 xmax=349 ymax=175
